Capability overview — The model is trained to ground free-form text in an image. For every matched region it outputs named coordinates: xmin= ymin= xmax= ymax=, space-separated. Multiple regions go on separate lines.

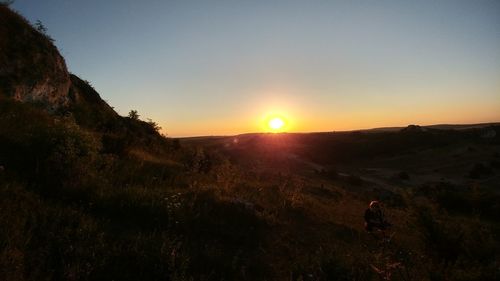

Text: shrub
xmin=128 ymin=110 xmax=139 ymax=120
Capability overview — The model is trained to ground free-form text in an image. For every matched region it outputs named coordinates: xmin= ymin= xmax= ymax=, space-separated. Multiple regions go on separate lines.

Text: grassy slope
xmin=3 ymin=98 xmax=498 ymax=280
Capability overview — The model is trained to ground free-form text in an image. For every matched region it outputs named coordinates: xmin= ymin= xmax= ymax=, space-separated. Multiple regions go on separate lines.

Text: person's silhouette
xmin=364 ymin=200 xmax=391 ymax=232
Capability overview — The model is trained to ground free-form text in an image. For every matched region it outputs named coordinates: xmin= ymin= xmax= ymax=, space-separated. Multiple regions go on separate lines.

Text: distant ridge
xmin=352 ymin=122 xmax=500 ymax=133
xmin=424 ymin=122 xmax=500 ymax=130
xmin=179 ymin=122 xmax=500 ymax=139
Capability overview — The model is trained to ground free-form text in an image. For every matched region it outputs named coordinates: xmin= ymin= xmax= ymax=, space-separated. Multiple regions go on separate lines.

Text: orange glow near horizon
xmin=158 ymin=100 xmax=500 ymax=137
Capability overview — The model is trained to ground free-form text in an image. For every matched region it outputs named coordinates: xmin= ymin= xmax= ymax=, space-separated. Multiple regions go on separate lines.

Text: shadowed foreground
xmin=1 ymin=98 xmax=499 ymax=280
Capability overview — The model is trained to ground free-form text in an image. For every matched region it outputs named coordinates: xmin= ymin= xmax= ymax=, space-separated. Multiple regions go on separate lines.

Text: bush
xmin=128 ymin=110 xmax=139 ymax=120
xmin=42 ymin=120 xmax=101 ymax=185
xmin=0 ymin=100 xmax=102 ymax=189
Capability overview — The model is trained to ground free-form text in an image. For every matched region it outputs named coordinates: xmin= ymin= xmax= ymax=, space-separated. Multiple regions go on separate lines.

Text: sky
xmin=11 ymin=0 xmax=500 ymax=136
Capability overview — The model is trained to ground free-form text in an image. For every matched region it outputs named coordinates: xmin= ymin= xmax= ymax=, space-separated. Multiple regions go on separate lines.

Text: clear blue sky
xmin=11 ymin=0 xmax=500 ymax=136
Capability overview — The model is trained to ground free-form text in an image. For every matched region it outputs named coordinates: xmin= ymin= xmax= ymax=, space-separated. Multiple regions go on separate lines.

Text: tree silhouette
xmin=128 ymin=110 xmax=139 ymax=120
xmin=35 ymin=20 xmax=47 ymax=33
xmin=34 ymin=19 xmax=54 ymax=42
xmin=147 ymin=118 xmax=161 ymax=132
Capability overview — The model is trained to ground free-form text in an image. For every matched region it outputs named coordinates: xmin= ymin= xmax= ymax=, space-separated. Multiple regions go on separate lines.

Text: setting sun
xmin=268 ymin=117 xmax=285 ymax=131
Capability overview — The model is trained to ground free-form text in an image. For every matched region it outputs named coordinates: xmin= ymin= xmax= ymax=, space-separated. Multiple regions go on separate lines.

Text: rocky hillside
xmin=0 ymin=5 xmax=71 ymax=110
xmin=0 ymin=5 xmax=121 ymax=123
xmin=0 ymin=4 xmax=167 ymax=153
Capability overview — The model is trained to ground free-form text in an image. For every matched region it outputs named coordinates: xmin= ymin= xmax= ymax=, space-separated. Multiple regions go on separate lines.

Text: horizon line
xmin=173 ymin=121 xmax=500 ymax=138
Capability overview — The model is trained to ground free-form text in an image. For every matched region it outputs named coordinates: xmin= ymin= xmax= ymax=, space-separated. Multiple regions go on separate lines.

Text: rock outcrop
xmin=0 ymin=4 xmax=165 ymax=146
xmin=0 ymin=5 xmax=71 ymax=111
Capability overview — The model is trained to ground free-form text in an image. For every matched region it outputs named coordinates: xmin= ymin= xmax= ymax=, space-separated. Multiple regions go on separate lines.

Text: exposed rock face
xmin=11 ymin=55 xmax=70 ymax=109
xmin=0 ymin=5 xmax=71 ymax=111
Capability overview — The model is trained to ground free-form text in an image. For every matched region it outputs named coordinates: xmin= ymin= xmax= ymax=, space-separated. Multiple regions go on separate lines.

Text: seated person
xmin=364 ymin=200 xmax=391 ymax=232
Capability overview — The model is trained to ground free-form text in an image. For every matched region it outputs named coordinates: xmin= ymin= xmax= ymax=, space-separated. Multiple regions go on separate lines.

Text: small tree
xmin=128 ymin=110 xmax=139 ymax=120
xmin=35 ymin=19 xmax=47 ymax=33
xmin=34 ymin=19 xmax=54 ymax=42
xmin=147 ymin=118 xmax=161 ymax=133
